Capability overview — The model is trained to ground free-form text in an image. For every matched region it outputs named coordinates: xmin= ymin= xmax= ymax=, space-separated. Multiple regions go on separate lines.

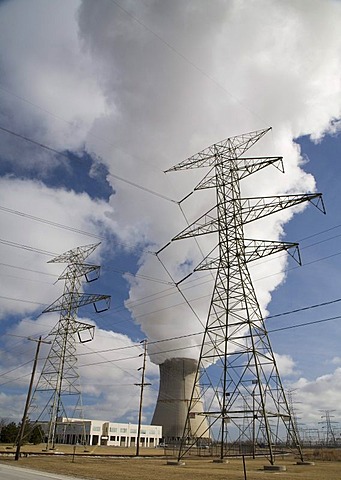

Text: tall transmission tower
xmin=29 ymin=243 xmax=111 ymax=449
xmin=162 ymin=127 xmax=325 ymax=464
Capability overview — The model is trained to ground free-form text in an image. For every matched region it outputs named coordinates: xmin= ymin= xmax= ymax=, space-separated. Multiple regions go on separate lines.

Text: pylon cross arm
xmin=42 ymin=293 xmax=111 ymax=313
xmin=47 ymin=243 xmax=100 ymax=264
xmin=165 ymin=128 xmax=271 ymax=172
xmin=172 ymin=206 xmax=218 ymax=241
xmin=194 ymin=157 xmax=284 ymax=190
xmin=58 ymin=264 xmax=100 ymax=281
xmin=193 ymin=239 xmax=300 ymax=272
xmin=243 ymin=239 xmax=301 ymax=264
xmin=241 ymin=193 xmax=325 ymax=224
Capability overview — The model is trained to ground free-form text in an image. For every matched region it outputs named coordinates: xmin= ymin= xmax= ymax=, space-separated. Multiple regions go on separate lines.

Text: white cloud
xmin=292 ymin=367 xmax=341 ymax=425
xmin=274 ymin=352 xmax=296 ymax=376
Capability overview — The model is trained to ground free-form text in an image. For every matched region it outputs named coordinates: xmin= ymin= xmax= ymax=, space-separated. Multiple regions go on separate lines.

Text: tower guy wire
xmin=26 ymin=243 xmax=111 ymax=450
xmin=162 ymin=127 xmax=326 ymax=464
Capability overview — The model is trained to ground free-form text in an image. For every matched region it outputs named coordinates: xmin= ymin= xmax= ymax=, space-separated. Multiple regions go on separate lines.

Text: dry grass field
xmin=1 ymin=445 xmax=341 ymax=480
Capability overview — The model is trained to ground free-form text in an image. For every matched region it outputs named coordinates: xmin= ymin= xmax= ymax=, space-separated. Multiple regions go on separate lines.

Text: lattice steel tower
xmin=29 ymin=243 xmax=110 ymax=449
xmin=319 ymin=410 xmax=338 ymax=446
xmin=163 ymin=128 xmax=325 ymax=464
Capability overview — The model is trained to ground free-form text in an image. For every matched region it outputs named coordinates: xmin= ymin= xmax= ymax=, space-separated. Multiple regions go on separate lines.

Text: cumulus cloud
xmin=292 ymin=367 xmax=341 ymax=425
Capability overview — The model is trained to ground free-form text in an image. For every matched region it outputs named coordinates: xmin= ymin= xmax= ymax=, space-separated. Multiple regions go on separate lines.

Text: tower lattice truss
xmin=163 ymin=128 xmax=325 ymax=463
xmin=29 ymin=243 xmax=111 ymax=449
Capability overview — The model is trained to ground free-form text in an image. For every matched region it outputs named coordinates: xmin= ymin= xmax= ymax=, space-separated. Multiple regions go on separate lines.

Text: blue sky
xmin=0 ymin=0 xmax=340 ymax=437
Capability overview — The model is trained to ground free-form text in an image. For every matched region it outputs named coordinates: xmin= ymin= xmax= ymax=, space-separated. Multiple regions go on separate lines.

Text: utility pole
xmin=160 ymin=128 xmax=325 ymax=464
xmin=135 ymin=339 xmax=151 ymax=456
xmin=15 ymin=336 xmax=50 ymax=461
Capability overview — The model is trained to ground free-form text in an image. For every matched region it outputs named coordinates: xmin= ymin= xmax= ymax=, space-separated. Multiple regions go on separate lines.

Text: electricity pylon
xmin=29 ymin=243 xmax=111 ymax=449
xmin=319 ymin=410 xmax=338 ymax=446
xmin=286 ymin=389 xmax=302 ymax=447
xmin=162 ymin=128 xmax=325 ymax=464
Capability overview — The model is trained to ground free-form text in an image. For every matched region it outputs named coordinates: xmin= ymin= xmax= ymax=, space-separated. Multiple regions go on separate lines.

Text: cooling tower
xmin=151 ymin=357 xmax=209 ymax=441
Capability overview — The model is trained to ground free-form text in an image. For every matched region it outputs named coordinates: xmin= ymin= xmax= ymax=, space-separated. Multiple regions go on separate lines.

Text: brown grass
xmin=1 ymin=445 xmax=341 ymax=480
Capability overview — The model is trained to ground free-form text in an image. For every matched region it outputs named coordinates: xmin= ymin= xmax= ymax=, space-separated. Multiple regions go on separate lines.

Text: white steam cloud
xmin=75 ymin=0 xmax=340 ymax=363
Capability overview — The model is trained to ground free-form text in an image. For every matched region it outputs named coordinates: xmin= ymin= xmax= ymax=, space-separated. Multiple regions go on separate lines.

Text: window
xmin=92 ymin=426 xmax=101 ymax=432
xmin=120 ymin=428 xmax=127 ymax=433
xmin=110 ymin=436 xmax=116 ymax=441
xmin=109 ymin=427 xmax=117 ymax=432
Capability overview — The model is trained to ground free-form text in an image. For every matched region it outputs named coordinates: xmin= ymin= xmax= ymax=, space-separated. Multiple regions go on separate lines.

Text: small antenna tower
xmin=162 ymin=128 xmax=325 ymax=464
xmin=29 ymin=243 xmax=111 ymax=449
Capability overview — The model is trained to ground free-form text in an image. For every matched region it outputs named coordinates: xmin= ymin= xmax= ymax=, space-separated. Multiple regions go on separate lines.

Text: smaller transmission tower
xmin=286 ymin=389 xmax=302 ymax=446
xmin=319 ymin=410 xmax=338 ymax=446
xmin=29 ymin=243 xmax=110 ymax=449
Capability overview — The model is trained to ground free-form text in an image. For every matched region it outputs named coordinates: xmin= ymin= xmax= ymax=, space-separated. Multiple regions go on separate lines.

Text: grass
xmin=1 ymin=445 xmax=341 ymax=480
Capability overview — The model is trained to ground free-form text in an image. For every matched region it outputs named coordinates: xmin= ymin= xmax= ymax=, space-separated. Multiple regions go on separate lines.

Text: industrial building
xmin=51 ymin=417 xmax=162 ymax=447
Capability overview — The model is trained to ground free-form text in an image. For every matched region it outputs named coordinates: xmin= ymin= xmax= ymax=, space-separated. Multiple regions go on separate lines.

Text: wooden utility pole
xmin=135 ymin=339 xmax=150 ymax=456
xmin=15 ymin=336 xmax=50 ymax=460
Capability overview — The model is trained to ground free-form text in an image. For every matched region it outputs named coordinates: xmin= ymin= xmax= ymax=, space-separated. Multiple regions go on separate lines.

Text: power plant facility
xmin=151 ymin=358 xmax=209 ymax=443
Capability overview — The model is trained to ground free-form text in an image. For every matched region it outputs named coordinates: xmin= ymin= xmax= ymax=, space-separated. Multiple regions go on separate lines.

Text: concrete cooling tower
xmin=151 ymin=357 xmax=209 ymax=442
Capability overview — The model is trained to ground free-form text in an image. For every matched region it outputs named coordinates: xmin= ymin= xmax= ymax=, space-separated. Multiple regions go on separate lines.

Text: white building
xmin=54 ymin=417 xmax=162 ymax=447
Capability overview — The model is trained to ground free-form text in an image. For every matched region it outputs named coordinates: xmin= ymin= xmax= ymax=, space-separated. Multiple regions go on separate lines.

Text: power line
xmin=0 ymin=237 xmax=56 ymax=256
xmin=268 ymin=314 xmax=341 ymax=334
xmin=0 ymin=205 xmax=103 ymax=240
xmin=0 ymin=294 xmax=45 ymax=306
xmin=0 ymin=124 xmax=177 ymax=203
xmin=73 ymin=295 xmax=341 ymax=359
xmin=1 ymin=312 xmax=340 ymax=388
xmin=0 ymin=359 xmax=33 ymax=379
xmin=1 ymin=220 xmax=341 ymax=312
xmin=299 ymin=223 xmax=341 ymax=242
xmin=267 ymin=297 xmax=341 ymax=319
xmin=0 ymin=372 xmax=31 ymax=387
xmin=0 ymin=83 xmax=165 ymax=176
xmin=0 ymin=261 xmax=56 ymax=277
